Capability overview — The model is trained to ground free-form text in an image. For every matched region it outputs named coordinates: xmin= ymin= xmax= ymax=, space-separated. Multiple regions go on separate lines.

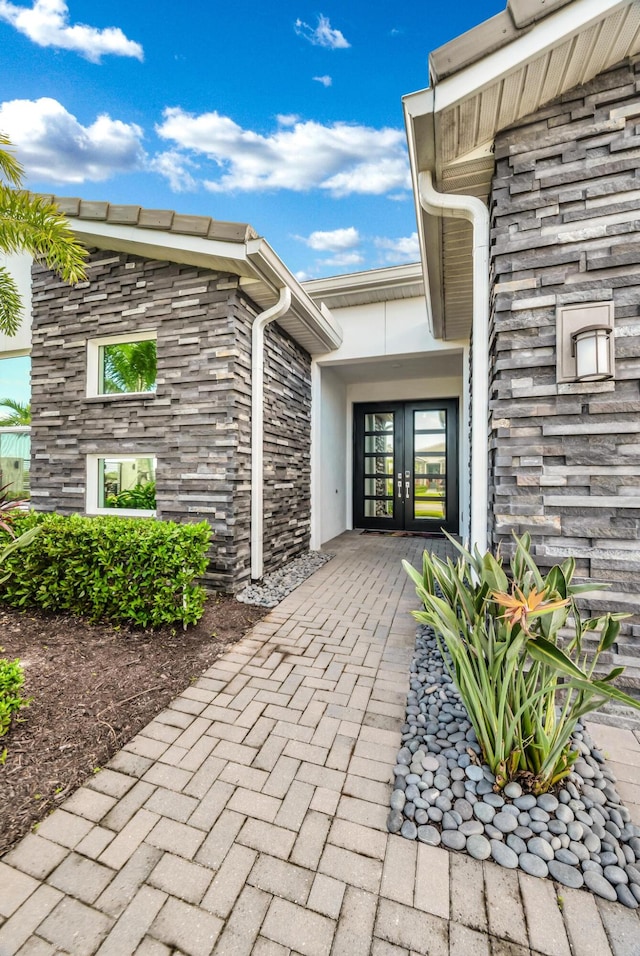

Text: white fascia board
xmin=246 ymin=238 xmax=343 ymax=351
xmin=403 ymin=88 xmax=440 ymax=339
xmin=70 ymin=218 xmax=255 ymax=275
xmin=432 ymin=0 xmax=632 ymax=113
xmin=303 ymin=262 xmax=423 ymax=299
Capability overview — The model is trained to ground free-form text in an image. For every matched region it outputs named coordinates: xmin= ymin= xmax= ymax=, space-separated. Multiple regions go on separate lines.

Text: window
xmin=87 ymin=455 xmax=156 ymax=516
xmin=0 ymin=429 xmax=30 ymax=501
xmin=87 ymin=331 xmax=157 ymax=398
xmin=0 ymin=354 xmax=31 ymax=501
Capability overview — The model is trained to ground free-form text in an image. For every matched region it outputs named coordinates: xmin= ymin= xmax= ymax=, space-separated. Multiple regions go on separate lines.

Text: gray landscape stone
xmin=548 ymin=861 xmax=584 ymax=888
xmin=519 ymin=853 xmax=549 ymax=878
xmin=390 ymin=622 xmax=640 ymax=903
xmin=584 ymin=870 xmax=618 ymax=901
xmin=491 ymin=841 xmax=519 ymax=868
xmin=466 ymin=835 xmax=491 ymax=860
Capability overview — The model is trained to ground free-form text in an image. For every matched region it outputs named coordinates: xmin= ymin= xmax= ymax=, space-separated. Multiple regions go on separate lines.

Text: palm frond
xmin=0 ymin=189 xmax=88 ymax=285
xmin=0 ymin=266 xmax=22 ymax=336
xmin=0 ymin=398 xmax=30 ymax=426
xmin=0 ymin=133 xmax=23 ymax=188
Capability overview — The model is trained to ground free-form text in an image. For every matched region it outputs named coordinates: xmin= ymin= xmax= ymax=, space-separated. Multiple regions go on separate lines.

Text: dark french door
xmin=353 ymin=399 xmax=459 ymax=533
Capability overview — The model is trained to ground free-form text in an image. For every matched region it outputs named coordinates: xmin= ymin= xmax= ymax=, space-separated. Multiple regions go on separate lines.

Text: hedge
xmin=1 ymin=512 xmax=211 ymax=628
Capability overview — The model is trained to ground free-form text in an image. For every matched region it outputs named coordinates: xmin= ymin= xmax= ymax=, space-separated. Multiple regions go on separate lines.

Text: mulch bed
xmin=0 ymin=597 xmax=267 ymax=856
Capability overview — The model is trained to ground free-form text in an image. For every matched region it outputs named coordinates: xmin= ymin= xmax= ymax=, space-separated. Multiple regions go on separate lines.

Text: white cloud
xmin=299 ymin=227 xmax=360 ymax=252
xmin=375 ymin=232 xmax=420 ymax=263
xmin=156 ymin=108 xmax=410 ymax=197
xmin=149 ymin=149 xmax=197 ymax=192
xmin=0 ymin=97 xmax=145 ymax=182
xmin=321 ymin=251 xmax=364 ymax=268
xmin=276 ymin=113 xmax=299 ymax=127
xmin=0 ymin=0 xmax=143 ymax=62
xmin=313 ymin=75 xmax=332 ymax=87
xmin=294 ymin=14 xmax=350 ymax=49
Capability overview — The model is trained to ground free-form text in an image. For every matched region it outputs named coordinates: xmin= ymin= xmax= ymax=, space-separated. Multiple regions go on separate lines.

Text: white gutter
xmin=251 ymin=285 xmax=292 ymax=580
xmin=418 ymin=170 xmax=490 ymax=553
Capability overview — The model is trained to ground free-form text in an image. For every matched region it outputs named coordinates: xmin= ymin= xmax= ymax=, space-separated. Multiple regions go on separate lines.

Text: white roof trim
xmin=432 ymin=0 xmax=633 ymax=114
xmin=68 ymin=218 xmax=342 ymax=356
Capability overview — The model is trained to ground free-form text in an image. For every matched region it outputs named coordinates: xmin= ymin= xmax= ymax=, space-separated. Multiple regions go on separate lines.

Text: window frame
xmin=86 ymin=330 xmax=157 ymax=399
xmin=86 ymin=453 xmax=157 ymax=518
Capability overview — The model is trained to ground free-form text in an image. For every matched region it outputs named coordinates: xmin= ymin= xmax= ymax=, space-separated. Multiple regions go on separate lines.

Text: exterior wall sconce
xmin=572 ymin=326 xmax=613 ymax=381
xmin=556 ymin=301 xmax=615 ymax=384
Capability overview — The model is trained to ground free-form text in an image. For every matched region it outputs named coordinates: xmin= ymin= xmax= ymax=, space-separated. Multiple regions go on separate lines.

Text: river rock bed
xmin=236 ymin=550 xmax=334 ymax=608
xmin=388 ymin=624 xmax=640 ymax=907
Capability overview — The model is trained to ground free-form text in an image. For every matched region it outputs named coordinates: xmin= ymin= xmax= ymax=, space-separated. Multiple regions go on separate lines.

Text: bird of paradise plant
xmin=403 ymin=533 xmax=640 ymax=794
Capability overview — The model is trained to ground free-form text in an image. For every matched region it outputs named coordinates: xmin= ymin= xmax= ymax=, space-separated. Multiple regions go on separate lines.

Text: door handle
xmin=405 ymin=481 xmax=411 ymax=500
xmin=397 ymin=478 xmax=403 ymax=498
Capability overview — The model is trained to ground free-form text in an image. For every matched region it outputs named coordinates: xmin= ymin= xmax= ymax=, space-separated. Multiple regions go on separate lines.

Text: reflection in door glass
xmin=415 ymin=454 xmax=445 ymax=476
xmin=364 ymin=456 xmax=394 ymax=475
xmin=415 ymin=410 xmax=446 ymax=430
xmin=364 ymin=499 xmax=394 ymax=518
xmin=414 ymin=497 xmax=445 ymax=520
xmin=414 ymin=477 xmax=445 ymax=520
xmin=364 ymin=412 xmax=394 ymax=431
xmin=364 ymin=478 xmax=393 ymax=496
xmin=414 ymin=434 xmax=446 ymax=454
xmin=364 ymin=434 xmax=393 ymax=454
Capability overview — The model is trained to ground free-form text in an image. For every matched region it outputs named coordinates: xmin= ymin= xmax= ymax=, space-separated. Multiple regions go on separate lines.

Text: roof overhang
xmin=302 ymin=262 xmax=424 ymax=310
xmin=43 ymin=197 xmax=342 ymax=357
xmin=404 ymin=0 xmax=640 ymax=341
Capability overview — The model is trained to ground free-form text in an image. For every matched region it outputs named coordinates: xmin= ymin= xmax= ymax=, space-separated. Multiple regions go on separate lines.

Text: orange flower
xmin=491 ymin=586 xmax=570 ymax=631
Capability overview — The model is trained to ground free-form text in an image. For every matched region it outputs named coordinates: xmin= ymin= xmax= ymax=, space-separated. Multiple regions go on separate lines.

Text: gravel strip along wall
xmin=388 ymin=625 xmax=640 ymax=907
xmin=237 ymin=550 xmax=333 ymax=607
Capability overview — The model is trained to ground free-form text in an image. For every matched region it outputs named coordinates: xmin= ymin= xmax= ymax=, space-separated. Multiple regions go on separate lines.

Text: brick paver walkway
xmin=1 ymin=531 xmax=640 ymax=956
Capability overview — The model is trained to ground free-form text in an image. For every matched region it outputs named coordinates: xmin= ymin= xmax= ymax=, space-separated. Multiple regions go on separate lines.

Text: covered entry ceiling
xmin=323 ymin=351 xmax=463 ymax=385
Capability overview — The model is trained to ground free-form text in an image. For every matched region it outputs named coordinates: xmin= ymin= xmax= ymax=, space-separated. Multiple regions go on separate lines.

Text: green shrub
xmin=0 ymin=654 xmax=29 ymax=737
xmin=404 ymin=533 xmax=640 ymax=794
xmin=2 ymin=512 xmax=211 ymax=628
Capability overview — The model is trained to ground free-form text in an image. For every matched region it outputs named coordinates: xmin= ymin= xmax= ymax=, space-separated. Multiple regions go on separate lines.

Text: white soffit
xmin=407 ymin=0 xmax=640 ymax=342
xmin=435 ymin=0 xmax=640 ymax=181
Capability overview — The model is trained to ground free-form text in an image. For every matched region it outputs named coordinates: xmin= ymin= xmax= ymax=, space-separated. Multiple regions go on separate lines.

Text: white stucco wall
xmin=312 ymin=293 xmax=469 ymax=543
xmin=317 ymin=366 xmax=348 ymax=545
xmin=322 ymin=296 xmax=457 ymax=364
xmin=0 ymin=252 xmax=32 ymax=355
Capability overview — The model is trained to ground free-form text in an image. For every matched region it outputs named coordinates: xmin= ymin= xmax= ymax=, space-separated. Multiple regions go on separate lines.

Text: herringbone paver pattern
xmin=1 ymin=532 xmax=639 ymax=955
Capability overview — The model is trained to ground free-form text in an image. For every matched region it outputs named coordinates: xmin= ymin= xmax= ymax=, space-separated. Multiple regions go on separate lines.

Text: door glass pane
xmin=415 ymin=497 xmax=445 ymax=520
xmin=365 ymin=499 xmax=393 ymax=518
xmin=415 ymin=433 xmax=445 ymax=454
xmin=412 ymin=406 xmax=449 ymax=524
xmin=365 ymin=434 xmax=393 ymax=454
xmin=365 ymin=456 xmax=394 ymax=475
xmin=365 ymin=477 xmax=393 ymax=496
xmin=365 ymin=412 xmax=393 ymax=431
xmin=415 ymin=477 xmax=445 ymax=498
xmin=415 ymin=410 xmax=445 ymax=430
xmin=415 ymin=455 xmax=445 ymax=476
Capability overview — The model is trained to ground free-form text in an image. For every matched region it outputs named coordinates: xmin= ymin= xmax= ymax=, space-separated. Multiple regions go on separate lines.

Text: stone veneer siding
xmin=489 ymin=58 xmax=640 ymax=690
xmin=30 ymin=248 xmax=311 ymax=591
xmin=263 ymin=324 xmax=312 ymax=571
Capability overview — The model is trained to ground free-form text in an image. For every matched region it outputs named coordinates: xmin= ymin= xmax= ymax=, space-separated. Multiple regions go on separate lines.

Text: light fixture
xmin=556 ymin=301 xmax=615 ymax=384
xmin=571 ymin=326 xmax=613 ymax=382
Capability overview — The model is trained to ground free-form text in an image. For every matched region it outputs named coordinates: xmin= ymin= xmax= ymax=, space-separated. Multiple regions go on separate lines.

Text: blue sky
xmin=0 ymin=0 xmax=503 ymax=281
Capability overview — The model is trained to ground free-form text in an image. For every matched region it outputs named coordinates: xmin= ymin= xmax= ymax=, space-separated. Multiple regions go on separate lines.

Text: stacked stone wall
xmin=489 ymin=58 xmax=640 ymax=690
xmin=30 ymin=248 xmax=312 ymax=591
xmin=263 ymin=323 xmax=312 ymax=571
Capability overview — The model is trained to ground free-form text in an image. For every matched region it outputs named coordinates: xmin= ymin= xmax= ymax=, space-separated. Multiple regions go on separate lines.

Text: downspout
xmin=251 ymin=285 xmax=292 ymax=580
xmin=418 ymin=170 xmax=490 ymax=553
